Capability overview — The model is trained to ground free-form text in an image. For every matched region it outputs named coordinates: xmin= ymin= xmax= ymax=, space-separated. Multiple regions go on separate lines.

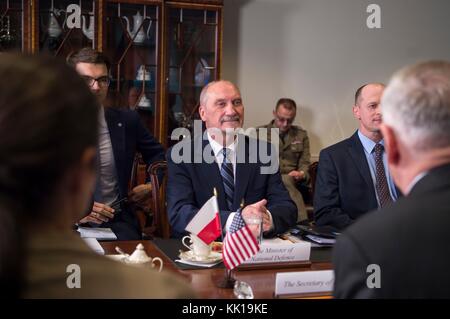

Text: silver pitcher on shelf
xmin=122 ymin=11 xmax=152 ymax=44
xmin=0 ymin=16 xmax=16 ymax=48
xmin=47 ymin=11 xmax=62 ymax=38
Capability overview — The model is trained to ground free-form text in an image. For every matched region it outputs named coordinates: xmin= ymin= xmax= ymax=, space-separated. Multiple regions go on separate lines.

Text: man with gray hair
xmin=333 ymin=61 xmax=450 ymax=298
xmin=166 ymin=80 xmax=297 ymax=239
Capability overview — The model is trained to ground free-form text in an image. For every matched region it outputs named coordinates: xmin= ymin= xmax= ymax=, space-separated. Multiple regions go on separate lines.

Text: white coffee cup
xmin=182 ymin=234 xmax=211 ymax=259
xmin=244 ymin=215 xmax=263 ymax=243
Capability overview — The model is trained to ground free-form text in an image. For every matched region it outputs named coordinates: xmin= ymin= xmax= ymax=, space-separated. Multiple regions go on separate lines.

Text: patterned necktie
xmin=221 ymin=148 xmax=234 ymax=210
xmin=373 ymin=143 xmax=393 ymax=207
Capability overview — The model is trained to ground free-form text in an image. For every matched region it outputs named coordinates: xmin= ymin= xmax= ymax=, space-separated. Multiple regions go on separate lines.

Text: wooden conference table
xmin=100 ymin=239 xmax=333 ymax=299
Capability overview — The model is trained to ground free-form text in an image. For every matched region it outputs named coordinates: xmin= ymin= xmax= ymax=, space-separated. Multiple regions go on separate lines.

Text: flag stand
xmin=216 ymin=269 xmax=236 ymax=288
xmin=214 ymin=188 xmax=238 ymax=289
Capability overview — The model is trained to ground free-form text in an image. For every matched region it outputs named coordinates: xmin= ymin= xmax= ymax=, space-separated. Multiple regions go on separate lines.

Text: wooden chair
xmin=147 ymin=160 xmax=171 ymax=238
xmin=128 ymin=154 xmax=153 ymax=237
xmin=306 ymin=161 xmax=319 ymax=221
xmin=128 ymin=156 xmax=171 ymax=239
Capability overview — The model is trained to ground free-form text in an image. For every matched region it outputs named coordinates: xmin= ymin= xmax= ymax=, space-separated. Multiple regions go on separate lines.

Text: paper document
xmin=77 ymin=226 xmax=117 ymax=240
xmin=305 ymin=235 xmax=336 ymax=245
xmin=82 ymin=238 xmax=105 ymax=255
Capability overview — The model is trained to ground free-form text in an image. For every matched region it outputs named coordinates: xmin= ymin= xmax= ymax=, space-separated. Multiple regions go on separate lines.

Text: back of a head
xmin=0 ymin=54 xmax=99 ymax=297
xmin=382 ymin=61 xmax=450 ymax=151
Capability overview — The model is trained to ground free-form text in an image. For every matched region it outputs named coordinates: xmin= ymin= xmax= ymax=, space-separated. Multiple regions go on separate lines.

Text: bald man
xmin=166 ymin=80 xmax=297 ymax=239
xmin=313 ymin=83 xmax=399 ymax=230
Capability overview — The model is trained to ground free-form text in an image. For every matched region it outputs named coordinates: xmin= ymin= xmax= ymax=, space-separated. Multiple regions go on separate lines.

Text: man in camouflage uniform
xmin=258 ymin=98 xmax=311 ymax=222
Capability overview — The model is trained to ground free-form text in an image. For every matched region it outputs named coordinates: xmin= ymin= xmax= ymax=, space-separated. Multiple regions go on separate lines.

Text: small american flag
xmin=222 ymin=210 xmax=260 ymax=270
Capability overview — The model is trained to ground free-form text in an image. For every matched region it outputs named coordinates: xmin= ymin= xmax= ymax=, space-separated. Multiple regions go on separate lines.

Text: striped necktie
xmin=221 ymin=148 xmax=234 ymax=210
xmin=373 ymin=143 xmax=393 ymax=207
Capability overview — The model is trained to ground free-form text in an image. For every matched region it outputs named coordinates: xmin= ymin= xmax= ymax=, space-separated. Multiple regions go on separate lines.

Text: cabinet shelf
xmin=14 ymin=0 xmax=223 ymax=147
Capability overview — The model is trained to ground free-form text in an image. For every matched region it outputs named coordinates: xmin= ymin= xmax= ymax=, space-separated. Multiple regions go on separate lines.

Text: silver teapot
xmin=137 ymin=95 xmax=152 ymax=109
xmin=45 ymin=11 xmax=63 ymax=38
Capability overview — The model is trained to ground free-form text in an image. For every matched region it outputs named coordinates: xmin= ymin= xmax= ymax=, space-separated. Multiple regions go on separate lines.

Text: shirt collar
xmin=358 ymin=129 xmax=384 ymax=154
xmin=405 ymin=171 xmax=428 ymax=195
xmin=207 ymin=131 xmax=238 ymax=157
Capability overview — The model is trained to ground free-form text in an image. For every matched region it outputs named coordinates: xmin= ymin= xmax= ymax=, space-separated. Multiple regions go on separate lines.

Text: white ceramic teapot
xmin=122 ymin=11 xmax=152 ymax=44
xmin=119 ymin=243 xmax=163 ymax=272
xmin=137 ymin=95 xmax=152 ymax=109
xmin=136 ymin=65 xmax=151 ymax=81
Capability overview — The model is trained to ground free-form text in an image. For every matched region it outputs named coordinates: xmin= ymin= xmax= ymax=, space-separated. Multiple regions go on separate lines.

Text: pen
xmin=110 ymin=197 xmax=128 ymax=209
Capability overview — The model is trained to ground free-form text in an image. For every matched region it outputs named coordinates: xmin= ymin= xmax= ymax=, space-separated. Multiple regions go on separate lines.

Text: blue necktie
xmin=221 ymin=148 xmax=234 ymax=210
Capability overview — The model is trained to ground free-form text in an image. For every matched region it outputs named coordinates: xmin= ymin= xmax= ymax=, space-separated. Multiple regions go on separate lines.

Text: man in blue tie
xmin=333 ymin=60 xmax=450 ymax=298
xmin=167 ymin=80 xmax=297 ymax=238
xmin=314 ymin=83 xmax=399 ymax=230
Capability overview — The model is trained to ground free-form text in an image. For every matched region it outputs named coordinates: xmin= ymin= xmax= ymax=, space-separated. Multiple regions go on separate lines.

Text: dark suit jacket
xmin=166 ymin=134 xmax=297 ymax=238
xmin=94 ymin=107 xmax=165 ymax=240
xmin=333 ymin=163 xmax=450 ymax=298
xmin=313 ymin=131 xmax=378 ymax=230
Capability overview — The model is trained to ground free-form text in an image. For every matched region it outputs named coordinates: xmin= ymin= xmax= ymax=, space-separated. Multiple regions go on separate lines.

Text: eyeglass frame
xmin=81 ymin=75 xmax=111 ymax=88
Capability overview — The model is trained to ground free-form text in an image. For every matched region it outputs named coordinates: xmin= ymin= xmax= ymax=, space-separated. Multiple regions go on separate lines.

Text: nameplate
xmin=242 ymin=241 xmax=311 ymax=264
xmin=275 ymin=270 xmax=334 ymax=297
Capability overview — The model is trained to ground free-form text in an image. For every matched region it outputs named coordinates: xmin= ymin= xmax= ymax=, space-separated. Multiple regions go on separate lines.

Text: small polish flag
xmin=185 ymin=195 xmax=222 ymax=245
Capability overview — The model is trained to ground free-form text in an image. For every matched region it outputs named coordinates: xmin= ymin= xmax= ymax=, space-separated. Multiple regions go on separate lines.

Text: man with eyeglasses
xmin=67 ymin=48 xmax=165 ymax=240
xmin=258 ymin=98 xmax=311 ymax=222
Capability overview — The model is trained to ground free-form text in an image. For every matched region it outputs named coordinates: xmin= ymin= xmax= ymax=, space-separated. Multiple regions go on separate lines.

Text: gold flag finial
xmin=213 ymin=187 xmax=218 ymax=197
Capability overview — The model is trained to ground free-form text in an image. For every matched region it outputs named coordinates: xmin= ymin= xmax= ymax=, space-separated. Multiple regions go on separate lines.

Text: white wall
xmin=222 ymin=0 xmax=450 ymax=159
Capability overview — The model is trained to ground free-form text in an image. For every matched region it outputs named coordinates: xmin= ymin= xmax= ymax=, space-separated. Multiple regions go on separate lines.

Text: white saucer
xmin=178 ymin=250 xmax=222 ymax=264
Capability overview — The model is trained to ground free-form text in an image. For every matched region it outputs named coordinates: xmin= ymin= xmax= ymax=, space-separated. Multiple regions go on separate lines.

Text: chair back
xmin=148 ymin=160 xmax=170 ymax=238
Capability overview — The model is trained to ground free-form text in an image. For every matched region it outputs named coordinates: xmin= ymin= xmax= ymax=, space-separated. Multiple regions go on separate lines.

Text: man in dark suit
xmin=314 ymin=83 xmax=398 ymax=230
xmin=333 ymin=60 xmax=450 ymax=298
xmin=67 ymin=48 xmax=165 ymax=240
xmin=167 ymin=80 xmax=297 ymax=238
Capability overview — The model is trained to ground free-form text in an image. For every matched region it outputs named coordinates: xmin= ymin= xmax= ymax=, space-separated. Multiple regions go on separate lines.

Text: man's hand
xmin=242 ymin=199 xmax=272 ymax=234
xmin=288 ymin=170 xmax=305 ymax=182
xmin=128 ymin=183 xmax=152 ymax=204
xmin=79 ymin=202 xmax=115 ymax=224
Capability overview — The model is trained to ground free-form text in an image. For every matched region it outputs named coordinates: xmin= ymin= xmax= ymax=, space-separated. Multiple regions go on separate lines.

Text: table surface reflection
xmin=100 ymin=240 xmax=333 ymax=299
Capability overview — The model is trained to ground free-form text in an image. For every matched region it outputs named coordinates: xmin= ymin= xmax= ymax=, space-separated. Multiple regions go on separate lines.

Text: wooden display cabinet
xmin=1 ymin=0 xmax=223 ymax=146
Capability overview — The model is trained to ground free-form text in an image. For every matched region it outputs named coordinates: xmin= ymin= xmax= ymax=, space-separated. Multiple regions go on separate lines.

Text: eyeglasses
xmin=81 ymin=75 xmax=110 ymax=88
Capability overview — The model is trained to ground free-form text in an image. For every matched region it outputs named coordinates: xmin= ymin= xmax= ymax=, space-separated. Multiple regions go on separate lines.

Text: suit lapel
xmin=347 ymin=131 xmax=375 ymax=191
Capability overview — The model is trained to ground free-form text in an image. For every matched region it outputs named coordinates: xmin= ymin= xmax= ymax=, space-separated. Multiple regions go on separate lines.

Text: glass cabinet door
xmin=36 ymin=0 xmax=96 ymax=56
xmin=165 ymin=5 xmax=221 ymax=146
xmin=104 ymin=1 xmax=161 ymax=137
xmin=0 ymin=0 xmax=24 ymax=52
